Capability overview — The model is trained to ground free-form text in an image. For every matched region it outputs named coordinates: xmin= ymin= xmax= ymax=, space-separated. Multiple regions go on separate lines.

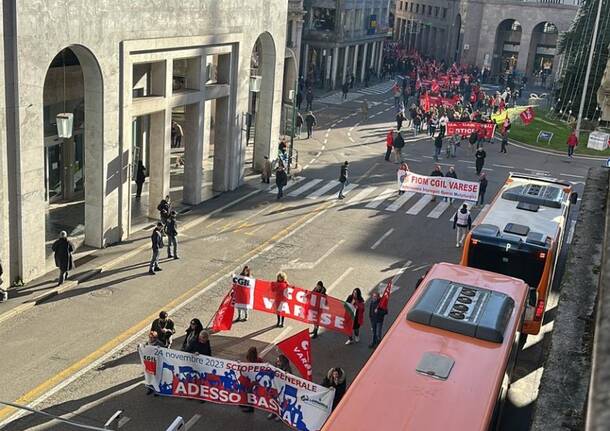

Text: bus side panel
xmin=521 ymin=245 xmax=555 ymax=335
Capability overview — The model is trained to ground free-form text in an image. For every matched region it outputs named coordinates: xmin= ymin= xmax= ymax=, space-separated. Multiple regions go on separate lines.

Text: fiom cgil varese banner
xmin=397 ymin=170 xmax=480 ymax=201
xmin=139 ymin=345 xmax=335 ymax=431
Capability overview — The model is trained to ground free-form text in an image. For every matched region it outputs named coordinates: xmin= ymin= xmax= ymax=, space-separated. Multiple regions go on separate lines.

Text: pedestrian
xmin=439 ymin=113 xmax=448 ymax=137
xmin=295 ymin=112 xmax=303 ymax=139
xmin=267 ymin=354 xmax=292 ymax=421
xmin=453 ymin=203 xmax=472 ymax=247
xmin=398 ymin=162 xmax=409 ymax=195
xmin=310 ymin=280 xmax=326 ymax=338
xmin=500 ymin=131 xmax=508 ymax=153
xmin=337 ymin=161 xmax=349 ymax=199
xmin=0 ymin=258 xmax=6 ymax=303
xmin=275 ymin=272 xmax=288 ymax=327
xmin=341 ymin=81 xmax=349 ymax=100
xmin=305 ymin=111 xmax=317 ymax=138
xmin=393 ymin=131 xmax=405 ymax=163
xmin=468 ymin=130 xmax=478 ymax=154
xmin=165 ymin=210 xmax=179 ymax=259
xmin=275 ymin=165 xmax=288 ymax=200
xmin=385 ymin=129 xmax=394 ymax=161
xmin=368 ymin=292 xmax=387 ymax=348
xmin=361 ymin=100 xmax=368 ymax=121
xmin=345 ymin=288 xmax=364 ymax=345
xmin=181 ymin=318 xmax=204 ymax=352
xmin=148 ymin=222 xmax=164 ymax=275
xmin=413 ymin=114 xmax=421 ymax=136
xmin=241 ymin=346 xmax=263 ymax=413
xmin=433 ymin=133 xmax=443 ymax=161
xmin=322 ymin=367 xmax=347 ymax=411
xmin=146 ymin=330 xmax=164 ymax=347
xmin=157 ymin=195 xmax=172 ymax=224
xmin=51 ymin=231 xmax=74 ymax=285
xmin=430 ymin=165 xmax=444 ymax=202
xmin=448 ymin=133 xmax=459 ymax=158
xmin=395 ymin=110 xmax=405 ymax=131
xmin=190 ymin=330 xmax=212 ymax=356
xmin=261 ymin=156 xmax=272 ymax=184
xmin=150 ymin=311 xmax=176 ymax=348
xmin=428 ymin=114 xmax=438 ymax=137
xmin=445 ymin=166 xmax=458 ymax=203
xmin=135 ymin=160 xmax=147 ymax=199
xmin=305 ymin=88 xmax=314 ymax=111
xmin=172 ymin=121 xmax=183 ymax=148
xmin=567 ymin=129 xmax=578 ymax=158
xmin=478 ymin=173 xmax=488 ymax=205
xmin=475 ymin=146 xmax=486 ymax=175
xmin=235 ymin=265 xmax=252 ymax=321
xmin=296 ymin=91 xmax=303 ymax=110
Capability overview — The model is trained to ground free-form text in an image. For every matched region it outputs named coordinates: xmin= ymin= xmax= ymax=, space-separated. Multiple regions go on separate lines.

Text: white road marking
xmin=402 ymin=157 xmax=421 ymax=162
xmin=330 ymin=183 xmax=358 ymax=200
xmin=267 ymin=176 xmax=305 ymax=194
xmin=371 ymin=228 xmax=395 ymax=250
xmin=427 ymin=201 xmax=451 ymax=219
xmin=567 ymin=219 xmax=576 ymax=244
xmin=407 ymin=194 xmax=433 ymax=215
xmin=459 ymin=160 xmax=475 ymax=164
xmin=260 ymin=326 xmax=293 ymax=357
xmin=306 ymin=180 xmax=340 ymax=199
xmin=281 ymin=240 xmax=345 ymax=270
xmin=386 ymin=192 xmax=415 ymax=212
xmin=288 ymin=179 xmax=324 ymax=197
xmin=185 ymin=414 xmax=202 ymax=429
xmin=410 ymin=264 xmax=430 ymax=272
xmin=524 ymin=167 xmax=550 ymax=174
xmin=365 ymin=188 xmax=396 ymax=209
xmin=392 ymin=260 xmax=413 ymax=285
xmin=560 ymin=173 xmax=585 ymax=179
xmin=348 ymin=186 xmax=377 ymax=204
xmin=328 ymin=267 xmax=355 ymax=292
xmin=493 ymin=164 xmax=515 ymax=169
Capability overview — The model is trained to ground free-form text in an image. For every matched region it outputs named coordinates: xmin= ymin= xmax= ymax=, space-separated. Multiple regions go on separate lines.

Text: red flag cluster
xmin=520 ymin=106 xmax=535 ymax=126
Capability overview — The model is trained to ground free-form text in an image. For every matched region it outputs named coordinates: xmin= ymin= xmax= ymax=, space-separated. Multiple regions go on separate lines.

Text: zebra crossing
xmin=266 ymin=177 xmax=477 ymax=219
xmin=357 ymin=81 xmax=395 ymax=96
xmin=317 ymin=81 xmax=395 ymax=105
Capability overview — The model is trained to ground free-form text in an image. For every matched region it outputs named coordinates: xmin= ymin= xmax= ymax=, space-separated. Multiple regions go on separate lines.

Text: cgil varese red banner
xmin=232 ymin=275 xmax=356 ymax=336
xmin=277 ymin=329 xmax=313 ymax=381
xmin=446 ymin=121 xmax=496 ymax=139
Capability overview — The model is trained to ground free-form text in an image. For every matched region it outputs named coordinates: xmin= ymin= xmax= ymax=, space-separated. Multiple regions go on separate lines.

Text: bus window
xmin=468 ymin=242 xmax=545 ymax=288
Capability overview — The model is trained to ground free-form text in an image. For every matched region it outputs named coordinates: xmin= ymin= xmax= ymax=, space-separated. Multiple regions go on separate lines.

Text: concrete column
xmin=331 ymin=46 xmax=339 ymax=89
xmin=342 ymin=45 xmax=350 ymax=85
xmin=353 ymin=44 xmax=359 ymax=81
xmin=302 ymin=43 xmax=309 ymax=77
xmin=369 ymin=42 xmax=376 ymax=69
xmin=148 ymin=110 xmax=171 ymax=218
xmin=376 ymin=41 xmax=384 ymax=76
xmin=182 ymin=102 xmax=204 ymax=205
xmin=213 ymin=97 xmax=230 ymax=192
xmin=516 ymin=31 xmax=532 ymax=74
xmin=360 ymin=43 xmax=369 ymax=81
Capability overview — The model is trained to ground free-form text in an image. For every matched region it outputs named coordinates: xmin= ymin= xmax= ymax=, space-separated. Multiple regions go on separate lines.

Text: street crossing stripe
xmin=365 ymin=188 xmax=397 ymax=209
xmin=288 ymin=179 xmax=323 ymax=197
xmin=267 ymin=176 xmax=305 ymax=194
xmin=306 ymin=180 xmax=340 ymax=199
xmin=348 ymin=186 xmax=377 ymax=204
xmin=407 ymin=194 xmax=433 ymax=215
xmin=330 ymin=183 xmax=358 ymax=200
xmin=386 ymin=192 xmax=415 ymax=212
xmin=427 ymin=201 xmax=451 ymax=219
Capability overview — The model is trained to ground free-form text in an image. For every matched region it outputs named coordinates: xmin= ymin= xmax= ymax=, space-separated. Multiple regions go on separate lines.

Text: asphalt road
xmin=0 ymin=81 xmax=601 ymax=431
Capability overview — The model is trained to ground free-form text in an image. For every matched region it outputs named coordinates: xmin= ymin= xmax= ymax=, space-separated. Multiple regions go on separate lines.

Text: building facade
xmin=0 ymin=1 xmax=288 ymax=283
xmin=301 ymin=0 xmax=392 ymax=90
xmin=393 ymin=0 xmax=579 ymax=81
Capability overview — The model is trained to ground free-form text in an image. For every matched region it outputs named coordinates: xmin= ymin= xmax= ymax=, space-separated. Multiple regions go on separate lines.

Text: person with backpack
xmin=453 ymin=203 xmax=472 ymax=248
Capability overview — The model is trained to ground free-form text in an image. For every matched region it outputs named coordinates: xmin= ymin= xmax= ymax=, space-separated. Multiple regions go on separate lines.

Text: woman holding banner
xmin=275 ymin=272 xmax=289 ymax=327
xmin=345 ymin=288 xmax=365 ymax=345
xmin=310 ymin=281 xmax=327 ymax=339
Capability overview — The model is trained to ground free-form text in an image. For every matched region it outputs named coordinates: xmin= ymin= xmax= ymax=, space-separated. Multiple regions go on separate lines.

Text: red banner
xmin=211 ymin=291 xmax=234 ymax=332
xmin=446 ymin=121 xmax=496 ymax=139
xmin=232 ymin=275 xmax=356 ymax=335
xmin=428 ymin=95 xmax=460 ymax=109
xmin=277 ymin=329 xmax=313 ymax=381
xmin=520 ymin=107 xmax=535 ymax=125
xmin=379 ymin=280 xmax=392 ymax=311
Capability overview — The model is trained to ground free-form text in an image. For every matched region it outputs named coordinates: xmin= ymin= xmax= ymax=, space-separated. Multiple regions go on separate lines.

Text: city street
xmin=0 ymin=82 xmax=601 ymax=431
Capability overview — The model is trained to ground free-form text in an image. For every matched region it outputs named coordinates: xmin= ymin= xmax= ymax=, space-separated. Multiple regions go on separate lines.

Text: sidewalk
xmin=0 ymin=176 xmax=266 ymax=324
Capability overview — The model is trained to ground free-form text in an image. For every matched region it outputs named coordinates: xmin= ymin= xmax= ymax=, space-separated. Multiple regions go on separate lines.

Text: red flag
xmin=431 ymin=80 xmax=440 ymax=94
xmin=211 ymin=290 xmax=234 ymax=332
xmin=422 ymin=92 xmax=431 ymax=113
xmin=276 ymin=329 xmax=313 ymax=381
xmin=520 ymin=106 xmax=535 ymax=126
xmin=379 ymin=280 xmax=392 ymax=311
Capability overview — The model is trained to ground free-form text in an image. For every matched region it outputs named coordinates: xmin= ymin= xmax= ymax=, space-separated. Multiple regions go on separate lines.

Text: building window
xmin=311 ymin=7 xmax=336 ymax=31
xmin=399 ymin=1 xmax=403 ymax=10
xmin=404 ymin=2 xmax=408 ymax=12
xmin=435 ymin=6 xmax=439 ymax=17
xmin=428 ymin=5 xmax=432 ymax=15
xmin=416 ymin=4 xmax=419 ymax=13
xmin=409 ymin=2 xmax=413 ymax=12
xmin=442 ymin=7 xmax=447 ymax=18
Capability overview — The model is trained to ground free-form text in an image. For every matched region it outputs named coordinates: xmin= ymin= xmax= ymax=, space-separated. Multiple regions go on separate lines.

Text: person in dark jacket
xmin=310 ymin=281 xmax=327 ymax=338
xmin=52 ymin=231 xmax=74 ymax=285
xmin=433 ymin=133 xmax=443 ymax=161
xmin=150 ymin=311 xmax=176 ymax=348
xmin=295 ymin=112 xmax=304 ymax=139
xmin=181 ymin=318 xmax=204 ymax=352
xmin=267 ymin=354 xmax=293 ymax=421
xmin=453 ymin=203 xmax=472 ymax=247
xmin=393 ymin=131 xmax=405 ymax=163
xmin=468 ymin=130 xmax=478 ymax=154
xmin=369 ymin=292 xmax=388 ymax=348
xmin=305 ymin=111 xmax=317 ymax=138
xmin=445 ymin=166 xmax=458 ymax=203
xmin=338 ymin=161 xmax=349 ymax=199
xmin=478 ymin=173 xmax=488 ymax=205
xmin=305 ymin=88 xmax=314 ymax=111
xmin=475 ymin=147 xmax=487 ymax=175
xmin=322 ymin=367 xmax=347 ymax=411
xmin=296 ymin=91 xmax=303 ymax=110
xmin=275 ymin=166 xmax=288 ymax=200
xmin=135 ymin=160 xmax=147 ymax=199
xmin=189 ymin=330 xmax=212 ymax=356
xmin=148 ymin=222 xmax=164 ymax=275
xmin=157 ymin=195 xmax=172 ymax=224
xmin=165 ymin=211 xmax=179 ymax=259
xmin=500 ymin=131 xmax=508 ymax=153
xmin=430 ymin=165 xmax=444 ymax=202
xmin=395 ymin=110 xmax=405 ymax=131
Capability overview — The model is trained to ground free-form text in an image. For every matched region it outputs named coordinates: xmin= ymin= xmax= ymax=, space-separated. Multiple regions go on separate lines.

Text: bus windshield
xmin=468 ymin=242 xmax=545 ymax=287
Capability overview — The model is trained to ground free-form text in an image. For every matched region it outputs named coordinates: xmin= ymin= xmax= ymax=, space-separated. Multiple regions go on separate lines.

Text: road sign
xmin=536 ymin=130 xmax=554 ymax=144
xmin=587 ymin=131 xmax=610 ymax=151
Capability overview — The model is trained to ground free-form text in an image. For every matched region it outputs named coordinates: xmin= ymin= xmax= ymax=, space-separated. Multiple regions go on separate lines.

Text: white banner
xmin=139 ymin=345 xmax=334 ymax=431
xmin=398 ymin=170 xmax=480 ymax=201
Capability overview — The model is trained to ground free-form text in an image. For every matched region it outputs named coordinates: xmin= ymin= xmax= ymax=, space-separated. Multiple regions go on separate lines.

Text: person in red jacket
xmin=567 ymin=129 xmax=578 ymax=159
xmin=385 ymin=129 xmax=394 ymax=161
xmin=345 ymin=288 xmax=365 ymax=345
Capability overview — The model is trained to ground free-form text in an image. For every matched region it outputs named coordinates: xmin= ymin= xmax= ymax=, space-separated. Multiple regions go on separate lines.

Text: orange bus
xmin=322 ymin=262 xmax=528 ymax=431
xmin=460 ymin=174 xmax=577 ymax=335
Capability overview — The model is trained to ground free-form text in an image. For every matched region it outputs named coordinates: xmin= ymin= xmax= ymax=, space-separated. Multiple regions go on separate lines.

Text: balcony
xmin=521 ymin=0 xmax=581 ymax=5
xmin=303 ymin=28 xmax=339 ymax=43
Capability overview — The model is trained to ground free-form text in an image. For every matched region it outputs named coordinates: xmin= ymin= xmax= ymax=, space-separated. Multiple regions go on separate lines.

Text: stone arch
xmin=42 ymin=45 xmax=104 ymax=249
xmin=492 ymin=19 xmax=523 ymax=77
xmin=526 ymin=21 xmax=559 ymax=81
xmin=250 ymin=32 xmax=277 ymax=171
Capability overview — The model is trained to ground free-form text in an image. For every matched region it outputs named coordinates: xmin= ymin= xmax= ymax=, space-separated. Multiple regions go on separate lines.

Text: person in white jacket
xmin=453 ymin=204 xmax=472 ymax=247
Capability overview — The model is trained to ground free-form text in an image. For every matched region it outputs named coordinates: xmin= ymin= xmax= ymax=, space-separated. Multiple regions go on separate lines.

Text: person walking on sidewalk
xmin=361 ymin=100 xmax=368 ymax=121
xmin=368 ymin=292 xmax=387 ymax=348
xmin=393 ymin=131 xmax=405 ymax=163
xmin=52 ymin=231 xmax=74 ymax=285
xmin=338 ymin=161 xmax=349 ymax=199
xmin=148 ymin=222 xmax=164 ymax=275
xmin=567 ymin=129 xmax=578 ymax=159
xmin=500 ymin=131 xmax=508 ymax=153
xmin=157 ymin=195 xmax=172 ymax=224
xmin=341 ymin=81 xmax=349 ymax=100
xmin=395 ymin=110 xmax=405 ymax=131
xmin=305 ymin=88 xmax=314 ymax=111
xmin=275 ymin=165 xmax=288 ymax=200
xmin=135 ymin=160 xmax=147 ymax=199
xmin=165 ymin=210 xmax=179 ymax=259
xmin=478 ymin=173 xmax=488 ymax=205
xmin=345 ymin=288 xmax=365 ymax=345
xmin=385 ymin=129 xmax=394 ymax=161
xmin=295 ymin=112 xmax=303 ymax=139
xmin=433 ymin=133 xmax=443 ymax=161
xmin=261 ymin=156 xmax=272 ymax=184
xmin=453 ymin=204 xmax=472 ymax=248
xmin=475 ymin=146 xmax=486 ymax=175
xmin=305 ymin=111 xmax=317 ymax=139
xmin=310 ymin=280 xmax=327 ymax=338
xmin=150 ymin=311 xmax=176 ymax=348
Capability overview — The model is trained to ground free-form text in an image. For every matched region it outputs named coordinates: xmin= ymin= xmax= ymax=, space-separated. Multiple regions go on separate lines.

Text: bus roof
xmin=321 ymin=263 xmax=528 ymax=431
xmin=474 ymin=174 xmax=571 ymax=246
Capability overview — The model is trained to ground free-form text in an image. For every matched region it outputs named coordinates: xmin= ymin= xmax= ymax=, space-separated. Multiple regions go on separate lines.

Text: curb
xmin=501 ymin=135 xmax=608 ymax=161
